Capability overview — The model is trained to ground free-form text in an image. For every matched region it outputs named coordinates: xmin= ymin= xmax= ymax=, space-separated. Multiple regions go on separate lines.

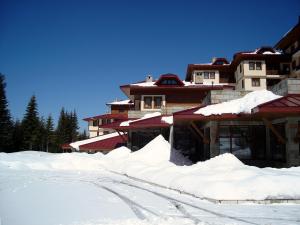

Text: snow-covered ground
xmin=1 ymin=136 xmax=300 ymax=225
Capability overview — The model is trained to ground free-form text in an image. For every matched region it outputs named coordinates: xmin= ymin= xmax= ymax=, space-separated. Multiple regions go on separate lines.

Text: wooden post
xmin=262 ymin=118 xmax=286 ymax=144
xmin=116 ymin=130 xmax=127 ymax=142
xmin=190 ymin=121 xmax=210 ymax=144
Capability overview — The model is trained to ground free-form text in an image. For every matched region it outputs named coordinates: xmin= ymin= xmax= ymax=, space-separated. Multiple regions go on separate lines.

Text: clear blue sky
xmin=1 ymin=0 xmax=299 ymax=131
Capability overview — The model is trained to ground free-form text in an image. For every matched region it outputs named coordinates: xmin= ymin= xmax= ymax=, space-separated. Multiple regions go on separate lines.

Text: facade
xmin=76 ymin=18 xmax=300 ymax=166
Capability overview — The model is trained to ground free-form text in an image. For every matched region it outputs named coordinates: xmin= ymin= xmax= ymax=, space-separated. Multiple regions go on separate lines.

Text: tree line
xmin=0 ymin=74 xmax=87 ymax=153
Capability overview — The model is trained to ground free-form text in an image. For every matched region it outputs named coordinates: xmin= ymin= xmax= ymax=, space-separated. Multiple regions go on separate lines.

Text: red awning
xmin=79 ymin=135 xmax=127 ymax=151
xmin=252 ymin=94 xmax=300 ymax=114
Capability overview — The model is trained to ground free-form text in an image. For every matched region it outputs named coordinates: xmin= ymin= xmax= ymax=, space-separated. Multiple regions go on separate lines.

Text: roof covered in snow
xmin=70 ymin=132 xmax=121 ymax=150
xmin=106 ymin=99 xmax=134 ymax=105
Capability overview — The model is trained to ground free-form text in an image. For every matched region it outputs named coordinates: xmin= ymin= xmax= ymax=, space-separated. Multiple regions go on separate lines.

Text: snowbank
xmin=2 ymin=135 xmax=300 ymax=201
xmin=0 ymin=151 xmax=104 ymax=171
xmin=105 ymin=135 xmax=300 ymax=201
xmin=195 ymin=90 xmax=281 ymax=115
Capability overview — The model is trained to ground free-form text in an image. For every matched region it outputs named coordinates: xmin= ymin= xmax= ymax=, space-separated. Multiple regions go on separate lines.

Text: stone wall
xmin=270 ymin=78 xmax=300 ymax=96
xmin=203 ymin=90 xmax=250 ymax=105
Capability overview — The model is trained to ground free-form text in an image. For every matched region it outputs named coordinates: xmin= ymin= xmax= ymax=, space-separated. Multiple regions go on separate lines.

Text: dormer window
xmin=160 ymin=79 xmax=179 ymax=85
xmin=154 ymin=74 xmax=184 ymax=86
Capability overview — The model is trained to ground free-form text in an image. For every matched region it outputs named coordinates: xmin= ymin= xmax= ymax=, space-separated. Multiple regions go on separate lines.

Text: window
xmin=196 ymin=72 xmax=202 ymax=76
xmin=252 ymin=78 xmax=260 ymax=87
xmin=154 ymin=96 xmax=162 ymax=109
xmin=92 ymin=120 xmax=98 ymax=126
xmin=160 ymin=79 xmax=178 ymax=85
xmin=210 ymin=72 xmax=215 ymax=79
xmin=242 ymin=80 xmax=244 ymax=89
xmin=249 ymin=62 xmax=255 ymax=70
xmin=144 ymin=97 xmax=152 ymax=109
xmin=204 ymin=72 xmax=209 ymax=79
xmin=256 ymin=62 xmax=262 ymax=70
xmin=142 ymin=96 xmax=164 ymax=110
xmin=249 ymin=61 xmax=263 ymax=70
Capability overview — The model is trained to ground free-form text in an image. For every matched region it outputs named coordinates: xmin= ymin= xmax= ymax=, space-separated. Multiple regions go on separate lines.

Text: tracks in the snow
xmin=95 ymin=179 xmax=259 ymax=225
xmin=102 ymin=178 xmax=260 ymax=225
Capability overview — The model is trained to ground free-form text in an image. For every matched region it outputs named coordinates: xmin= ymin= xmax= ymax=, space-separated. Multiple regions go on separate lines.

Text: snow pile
xmin=0 ymin=151 xmax=104 ymax=171
xmin=105 ymin=135 xmax=300 ymax=201
xmin=70 ymin=132 xmax=120 ymax=150
xmin=120 ymin=112 xmax=162 ymax=126
xmin=161 ymin=116 xmax=173 ymax=124
xmin=195 ymin=90 xmax=281 ymax=115
xmin=2 ymin=135 xmax=300 ymax=201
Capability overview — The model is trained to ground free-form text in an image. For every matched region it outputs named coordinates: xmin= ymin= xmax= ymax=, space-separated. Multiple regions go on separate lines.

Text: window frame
xmin=143 ymin=96 xmax=152 ymax=109
xmin=251 ymin=78 xmax=260 ymax=87
xmin=142 ymin=95 xmax=165 ymax=111
xmin=249 ymin=62 xmax=255 ymax=70
xmin=210 ymin=72 xmax=215 ymax=79
xmin=256 ymin=62 xmax=262 ymax=70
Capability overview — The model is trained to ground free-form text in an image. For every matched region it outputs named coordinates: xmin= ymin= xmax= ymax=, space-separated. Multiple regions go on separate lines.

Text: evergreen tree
xmin=0 ymin=74 xmax=13 ymax=152
xmin=55 ymin=108 xmax=68 ymax=150
xmin=70 ymin=110 xmax=79 ymax=142
xmin=45 ymin=115 xmax=54 ymax=152
xmin=78 ymin=130 xmax=88 ymax=141
xmin=22 ymin=95 xmax=40 ymax=150
xmin=37 ymin=116 xmax=46 ymax=151
xmin=12 ymin=120 xmax=24 ymax=151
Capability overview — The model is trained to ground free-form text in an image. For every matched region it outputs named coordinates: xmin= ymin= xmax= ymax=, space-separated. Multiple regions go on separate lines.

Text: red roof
xmin=252 ymin=94 xmax=300 ymax=114
xmin=61 ymin=143 xmax=71 ymax=149
xmin=98 ymin=115 xmax=172 ymax=130
xmin=129 ymin=115 xmax=172 ymax=129
xmin=173 ymin=105 xmax=247 ymax=121
xmin=154 ymin=74 xmax=184 ymax=86
xmin=83 ymin=113 xmax=128 ymax=121
xmin=79 ymin=135 xmax=127 ymax=151
xmin=174 ymin=94 xmax=300 ymax=121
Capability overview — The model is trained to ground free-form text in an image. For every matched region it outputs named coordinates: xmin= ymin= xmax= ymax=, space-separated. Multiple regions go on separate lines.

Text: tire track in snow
xmin=171 ymin=201 xmax=204 ymax=225
xmin=113 ymin=179 xmax=260 ymax=225
xmin=91 ymin=182 xmax=161 ymax=220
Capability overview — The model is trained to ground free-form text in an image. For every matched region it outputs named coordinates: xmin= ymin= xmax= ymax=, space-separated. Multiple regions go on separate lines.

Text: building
xmin=75 ymin=18 xmax=300 ymax=166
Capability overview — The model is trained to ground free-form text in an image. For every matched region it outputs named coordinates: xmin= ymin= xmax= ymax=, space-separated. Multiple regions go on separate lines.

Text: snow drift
xmin=1 ymin=135 xmax=300 ymax=201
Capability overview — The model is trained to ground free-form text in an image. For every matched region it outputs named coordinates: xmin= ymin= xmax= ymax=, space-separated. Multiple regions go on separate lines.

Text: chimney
xmin=212 ymin=57 xmax=217 ymax=64
xmin=146 ymin=74 xmax=153 ymax=82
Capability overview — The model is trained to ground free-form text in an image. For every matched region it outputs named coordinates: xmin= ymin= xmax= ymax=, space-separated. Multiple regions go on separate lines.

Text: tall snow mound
xmin=194 ymin=153 xmax=244 ymax=169
xmin=104 ymin=146 xmax=131 ymax=160
xmin=195 ymin=90 xmax=281 ymax=115
xmin=129 ymin=135 xmax=170 ymax=166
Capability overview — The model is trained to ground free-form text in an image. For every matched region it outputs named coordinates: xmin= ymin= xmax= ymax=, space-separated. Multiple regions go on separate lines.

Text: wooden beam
xmin=262 ymin=118 xmax=286 ymax=144
xmin=190 ymin=121 xmax=210 ymax=144
xmin=116 ymin=130 xmax=127 ymax=142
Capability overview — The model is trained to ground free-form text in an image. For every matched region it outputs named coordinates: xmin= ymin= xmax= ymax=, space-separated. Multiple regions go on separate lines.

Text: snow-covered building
xmin=75 ymin=18 xmax=300 ymax=167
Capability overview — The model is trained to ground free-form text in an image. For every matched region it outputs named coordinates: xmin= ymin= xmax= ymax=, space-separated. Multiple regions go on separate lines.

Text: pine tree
xmin=12 ymin=120 xmax=24 ymax=151
xmin=22 ymin=95 xmax=40 ymax=150
xmin=37 ymin=116 xmax=46 ymax=151
xmin=45 ymin=115 xmax=54 ymax=152
xmin=55 ymin=108 xmax=68 ymax=149
xmin=78 ymin=129 xmax=88 ymax=141
xmin=70 ymin=110 xmax=79 ymax=142
xmin=0 ymin=74 xmax=13 ymax=152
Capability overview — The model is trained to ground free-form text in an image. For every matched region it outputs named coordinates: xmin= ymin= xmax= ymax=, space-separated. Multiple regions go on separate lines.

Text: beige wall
xmin=235 ymin=61 xmax=267 ymax=91
xmin=192 ymin=70 xmax=220 ymax=84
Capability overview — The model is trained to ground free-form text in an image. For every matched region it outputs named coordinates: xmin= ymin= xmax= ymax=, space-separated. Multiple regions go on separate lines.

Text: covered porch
xmin=173 ymin=94 xmax=300 ymax=167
